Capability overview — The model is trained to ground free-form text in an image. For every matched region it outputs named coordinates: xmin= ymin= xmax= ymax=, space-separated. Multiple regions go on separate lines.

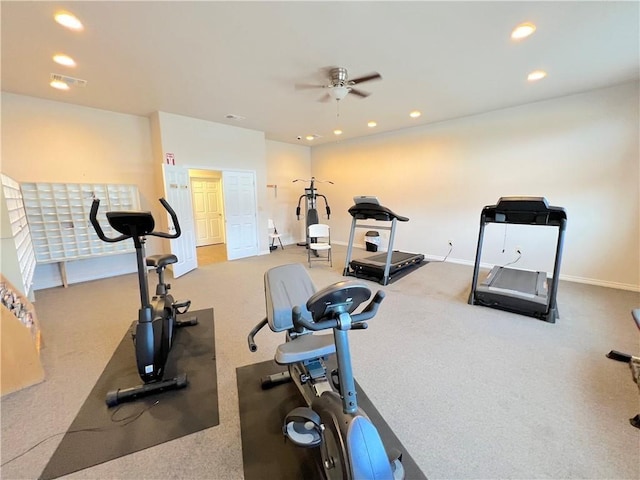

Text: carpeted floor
xmin=1 ymin=244 xmax=639 ymax=479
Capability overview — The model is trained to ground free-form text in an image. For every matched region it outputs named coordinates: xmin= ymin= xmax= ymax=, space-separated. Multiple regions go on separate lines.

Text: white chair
xmin=307 ymin=223 xmax=331 ymax=267
xmin=268 ymin=219 xmax=284 ymax=250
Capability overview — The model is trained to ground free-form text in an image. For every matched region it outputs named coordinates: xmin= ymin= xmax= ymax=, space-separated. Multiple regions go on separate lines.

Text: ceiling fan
xmin=298 ymin=67 xmax=382 ymax=102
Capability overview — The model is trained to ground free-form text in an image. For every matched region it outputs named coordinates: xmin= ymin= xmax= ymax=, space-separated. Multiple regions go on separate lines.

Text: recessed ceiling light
xmin=409 ymin=110 xmax=421 ymax=118
xmin=511 ymin=22 xmax=536 ymax=40
xmin=53 ymin=54 xmax=76 ymax=67
xmin=333 ymin=129 xmax=343 ymax=135
xmin=50 ymin=80 xmax=70 ymax=91
xmin=527 ymin=70 xmax=547 ymax=81
xmin=54 ymin=11 xmax=83 ymax=31
xmin=305 ymin=135 xmax=316 ymax=141
xmin=367 ymin=121 xmax=377 ymax=128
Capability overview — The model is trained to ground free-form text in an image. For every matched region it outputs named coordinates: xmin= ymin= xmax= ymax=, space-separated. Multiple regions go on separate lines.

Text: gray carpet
xmin=39 ymin=308 xmax=218 ymax=480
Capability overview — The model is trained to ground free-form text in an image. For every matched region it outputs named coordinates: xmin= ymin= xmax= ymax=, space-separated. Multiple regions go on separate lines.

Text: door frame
xmin=184 ymin=166 xmax=259 ymax=262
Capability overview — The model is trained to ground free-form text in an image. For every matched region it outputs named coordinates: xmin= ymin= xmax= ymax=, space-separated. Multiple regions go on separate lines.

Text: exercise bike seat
xmin=275 ymin=333 xmax=335 ymax=365
xmin=146 ymin=254 xmax=178 ymax=269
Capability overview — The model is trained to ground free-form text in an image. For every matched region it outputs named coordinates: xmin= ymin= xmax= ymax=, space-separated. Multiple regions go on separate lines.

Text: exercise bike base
xmin=105 ymin=372 xmax=188 ymax=407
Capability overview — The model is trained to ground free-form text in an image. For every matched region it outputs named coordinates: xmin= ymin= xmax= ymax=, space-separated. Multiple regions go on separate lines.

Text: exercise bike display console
xmin=90 ymin=198 xmax=198 ymax=406
xmin=468 ymin=196 xmax=567 ymax=323
xmin=343 ymin=197 xmax=425 ymax=285
xmin=247 ymin=263 xmax=405 ymax=479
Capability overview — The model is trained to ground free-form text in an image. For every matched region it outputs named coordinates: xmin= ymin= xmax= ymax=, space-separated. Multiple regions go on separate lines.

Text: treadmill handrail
xmin=347 ymin=203 xmax=409 ymax=222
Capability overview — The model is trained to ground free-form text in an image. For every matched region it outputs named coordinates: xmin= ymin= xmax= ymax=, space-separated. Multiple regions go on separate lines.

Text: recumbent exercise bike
xmin=248 ymin=263 xmax=404 ymax=479
xmin=90 ymin=197 xmax=198 ymax=407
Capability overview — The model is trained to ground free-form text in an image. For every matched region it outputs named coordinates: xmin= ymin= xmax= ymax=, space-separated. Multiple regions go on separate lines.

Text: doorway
xmin=190 ymin=171 xmax=226 ymax=266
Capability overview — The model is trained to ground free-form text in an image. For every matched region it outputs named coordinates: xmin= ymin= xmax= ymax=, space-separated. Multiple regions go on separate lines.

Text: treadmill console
xmin=484 ymin=196 xmax=566 ymax=227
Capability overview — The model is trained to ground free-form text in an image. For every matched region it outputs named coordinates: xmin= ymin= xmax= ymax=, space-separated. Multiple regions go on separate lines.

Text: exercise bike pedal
xmin=283 ymin=407 xmax=322 ymax=448
xmin=176 ymin=316 xmax=198 ymax=327
xmin=173 ymin=299 xmax=193 ymax=316
xmin=261 ymin=371 xmax=292 ymax=389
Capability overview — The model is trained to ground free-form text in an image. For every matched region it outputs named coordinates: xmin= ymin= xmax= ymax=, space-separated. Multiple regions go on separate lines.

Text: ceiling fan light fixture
xmin=329 ymin=86 xmax=349 ymax=101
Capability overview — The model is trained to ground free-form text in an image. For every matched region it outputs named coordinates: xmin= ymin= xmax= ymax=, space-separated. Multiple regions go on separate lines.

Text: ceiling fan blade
xmin=318 ymin=93 xmax=332 ymax=103
xmin=350 ymin=88 xmax=370 ymax=98
xmin=295 ymin=83 xmax=325 ymax=90
xmin=349 ymin=72 xmax=382 ymax=85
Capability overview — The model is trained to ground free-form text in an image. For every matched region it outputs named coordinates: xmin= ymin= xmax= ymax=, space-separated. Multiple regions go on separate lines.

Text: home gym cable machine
xmin=343 ymin=196 xmax=425 ymax=285
xmin=468 ymin=196 xmax=567 ymax=323
xmin=294 ymin=177 xmax=332 ymax=248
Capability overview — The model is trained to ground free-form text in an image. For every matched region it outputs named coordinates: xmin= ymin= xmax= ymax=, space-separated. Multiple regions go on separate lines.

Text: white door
xmin=162 ymin=164 xmax=198 ymax=277
xmin=192 ymin=177 xmax=225 ymax=246
xmin=223 ymin=170 xmax=258 ymax=260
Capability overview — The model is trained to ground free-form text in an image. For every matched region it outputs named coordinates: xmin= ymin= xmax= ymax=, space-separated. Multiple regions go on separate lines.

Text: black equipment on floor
xmin=294 ymin=177 xmax=332 ymax=248
xmin=247 ymin=263 xmax=405 ymax=479
xmin=606 ymin=308 xmax=640 ymax=429
xmin=468 ymin=196 xmax=567 ymax=323
xmin=90 ymin=197 xmax=198 ymax=406
xmin=343 ymin=196 xmax=425 ymax=285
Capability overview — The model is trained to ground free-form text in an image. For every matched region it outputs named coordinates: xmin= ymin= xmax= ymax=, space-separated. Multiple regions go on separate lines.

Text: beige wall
xmin=1 ymin=93 xmax=156 ymax=202
xmin=312 ymin=82 xmax=640 ymax=290
xmin=2 ymin=82 xmax=638 ymax=290
xmin=265 ymin=140 xmax=311 ymax=246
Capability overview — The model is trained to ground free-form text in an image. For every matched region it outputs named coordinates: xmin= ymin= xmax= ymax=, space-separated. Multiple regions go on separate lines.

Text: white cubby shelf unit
xmin=1 ymin=174 xmax=37 ymax=299
xmin=21 ymin=182 xmax=140 ymax=287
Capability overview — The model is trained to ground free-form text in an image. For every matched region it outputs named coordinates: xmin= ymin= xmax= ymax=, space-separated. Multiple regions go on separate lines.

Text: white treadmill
xmin=468 ymin=196 xmax=567 ymax=323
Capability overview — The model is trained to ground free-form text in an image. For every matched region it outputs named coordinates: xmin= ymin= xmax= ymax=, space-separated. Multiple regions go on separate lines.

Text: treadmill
xmin=468 ymin=196 xmax=567 ymax=323
xmin=343 ymin=197 xmax=425 ymax=286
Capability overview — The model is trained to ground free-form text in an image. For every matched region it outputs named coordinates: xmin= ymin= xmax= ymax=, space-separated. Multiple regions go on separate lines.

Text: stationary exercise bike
xmin=248 ymin=263 xmax=404 ymax=479
xmin=606 ymin=308 xmax=640 ymax=428
xmin=90 ymin=197 xmax=198 ymax=407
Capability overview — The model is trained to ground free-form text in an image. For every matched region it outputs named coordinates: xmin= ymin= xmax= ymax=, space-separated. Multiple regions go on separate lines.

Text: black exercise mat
xmin=40 ymin=308 xmax=218 ymax=480
xmin=237 ymin=359 xmax=427 ymax=480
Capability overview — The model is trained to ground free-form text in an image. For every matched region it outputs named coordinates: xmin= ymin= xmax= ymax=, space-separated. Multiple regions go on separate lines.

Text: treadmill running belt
xmin=351 ymin=251 xmax=423 ymax=270
xmin=483 ymin=267 xmax=548 ymax=298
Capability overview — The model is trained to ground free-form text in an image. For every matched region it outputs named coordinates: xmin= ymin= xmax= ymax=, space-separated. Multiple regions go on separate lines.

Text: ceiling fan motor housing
xmin=330 ymin=67 xmax=349 ymax=87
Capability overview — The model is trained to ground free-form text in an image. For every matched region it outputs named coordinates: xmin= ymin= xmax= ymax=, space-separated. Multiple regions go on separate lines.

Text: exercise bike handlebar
xmin=292 ymin=290 xmax=386 ymax=332
xmin=89 ymin=197 xmax=182 ymax=242
xmin=89 ymin=199 xmax=129 ymax=243
xmin=154 ymin=198 xmax=182 ymax=239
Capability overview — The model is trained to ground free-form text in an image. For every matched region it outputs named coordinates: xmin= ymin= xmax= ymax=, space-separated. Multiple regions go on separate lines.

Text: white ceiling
xmin=2 ymin=1 xmax=638 ymax=146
